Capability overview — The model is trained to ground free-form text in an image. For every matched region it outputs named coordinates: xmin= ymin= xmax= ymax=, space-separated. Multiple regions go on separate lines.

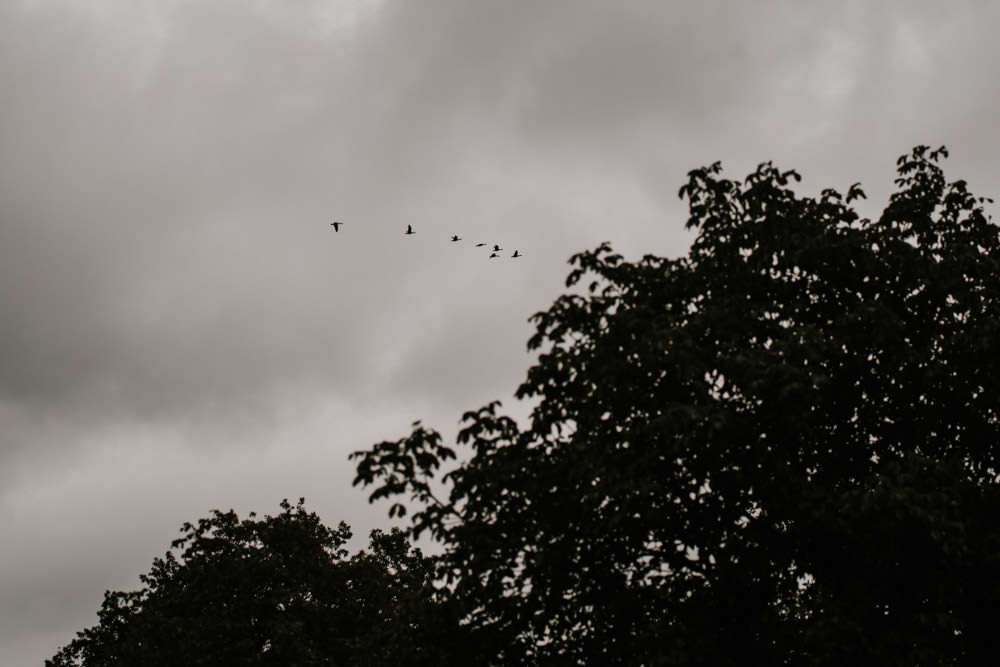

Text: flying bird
xmin=511 ymin=250 xmax=521 ymax=258
xmin=475 ymin=242 xmax=487 ymax=247
xmin=489 ymin=253 xmax=499 ymax=258
xmin=451 ymin=235 xmax=462 ymax=242
xmin=492 ymin=244 xmax=502 ymax=251
xmin=405 ymin=225 xmax=415 ymax=235
xmin=330 ymin=221 xmax=343 ymax=231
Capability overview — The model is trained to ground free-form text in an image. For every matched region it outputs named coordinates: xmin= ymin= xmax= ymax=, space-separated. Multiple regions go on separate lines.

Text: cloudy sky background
xmin=3 ymin=0 xmax=1000 ymax=662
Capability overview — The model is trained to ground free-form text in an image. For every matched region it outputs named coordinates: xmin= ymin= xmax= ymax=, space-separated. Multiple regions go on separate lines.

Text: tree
xmin=48 ymin=499 xmax=447 ymax=666
xmin=352 ymin=146 xmax=1000 ymax=664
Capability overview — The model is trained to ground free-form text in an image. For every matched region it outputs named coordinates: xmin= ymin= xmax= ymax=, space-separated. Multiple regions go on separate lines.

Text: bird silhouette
xmin=330 ymin=222 xmax=343 ymax=232
xmin=489 ymin=253 xmax=499 ymax=258
xmin=492 ymin=244 xmax=502 ymax=251
xmin=405 ymin=225 xmax=415 ymax=235
xmin=511 ymin=250 xmax=521 ymax=258
xmin=475 ymin=242 xmax=487 ymax=247
xmin=451 ymin=235 xmax=462 ymax=242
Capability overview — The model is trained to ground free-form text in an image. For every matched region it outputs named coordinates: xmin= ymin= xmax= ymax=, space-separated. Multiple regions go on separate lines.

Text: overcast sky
xmin=3 ymin=0 xmax=1000 ymax=662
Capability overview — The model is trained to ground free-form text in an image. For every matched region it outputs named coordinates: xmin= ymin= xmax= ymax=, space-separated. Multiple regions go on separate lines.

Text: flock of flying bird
xmin=330 ymin=221 xmax=522 ymax=259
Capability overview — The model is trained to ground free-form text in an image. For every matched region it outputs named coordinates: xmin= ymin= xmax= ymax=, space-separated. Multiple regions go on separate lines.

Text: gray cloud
xmin=3 ymin=0 xmax=1000 ymax=662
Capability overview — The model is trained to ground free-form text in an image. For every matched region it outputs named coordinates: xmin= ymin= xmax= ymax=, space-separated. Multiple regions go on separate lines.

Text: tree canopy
xmin=48 ymin=500 xmax=446 ymax=667
xmin=54 ymin=147 xmax=1000 ymax=665
xmin=352 ymin=146 xmax=1000 ymax=665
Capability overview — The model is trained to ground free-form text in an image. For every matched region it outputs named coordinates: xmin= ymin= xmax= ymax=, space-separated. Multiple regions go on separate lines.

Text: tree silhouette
xmin=352 ymin=146 xmax=1000 ymax=664
xmin=52 ymin=148 xmax=1000 ymax=665
xmin=48 ymin=500 xmax=448 ymax=666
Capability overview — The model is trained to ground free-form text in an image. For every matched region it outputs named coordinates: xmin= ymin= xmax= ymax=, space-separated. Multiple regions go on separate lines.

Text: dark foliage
xmin=48 ymin=500 xmax=447 ymax=667
xmin=352 ymin=146 xmax=1000 ymax=664
xmin=53 ymin=147 xmax=1000 ymax=665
